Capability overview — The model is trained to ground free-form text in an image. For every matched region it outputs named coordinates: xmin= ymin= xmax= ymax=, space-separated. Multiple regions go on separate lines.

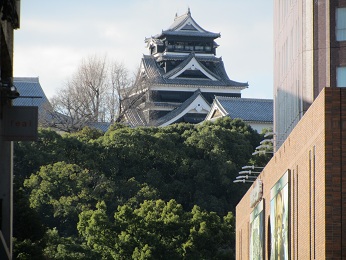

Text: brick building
xmin=236 ymin=0 xmax=346 ymax=258
xmin=236 ymin=87 xmax=346 ymax=259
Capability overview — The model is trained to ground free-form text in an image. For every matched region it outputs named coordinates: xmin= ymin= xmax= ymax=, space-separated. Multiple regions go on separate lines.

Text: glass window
xmin=337 ymin=67 xmax=346 ymax=87
xmin=336 ymin=8 xmax=346 ymax=41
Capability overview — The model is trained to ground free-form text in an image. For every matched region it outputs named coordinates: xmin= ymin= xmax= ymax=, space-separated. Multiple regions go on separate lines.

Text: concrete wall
xmin=273 ymin=0 xmax=346 ymax=148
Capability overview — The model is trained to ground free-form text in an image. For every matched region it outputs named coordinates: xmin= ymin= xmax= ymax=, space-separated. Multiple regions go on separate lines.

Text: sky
xmin=14 ymin=1 xmax=273 ymax=99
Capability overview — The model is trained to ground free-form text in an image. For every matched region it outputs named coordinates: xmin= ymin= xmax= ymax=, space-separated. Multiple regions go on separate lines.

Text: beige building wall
xmin=274 ymin=0 xmax=346 ymax=148
xmin=274 ymin=0 xmax=314 ymax=147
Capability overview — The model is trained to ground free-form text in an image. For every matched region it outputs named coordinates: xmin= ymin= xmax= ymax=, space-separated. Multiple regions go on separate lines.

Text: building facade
xmin=236 ymin=87 xmax=346 ymax=259
xmin=274 ymin=0 xmax=346 ymax=147
xmin=236 ymin=0 xmax=346 ymax=258
xmin=125 ymin=9 xmax=248 ymax=127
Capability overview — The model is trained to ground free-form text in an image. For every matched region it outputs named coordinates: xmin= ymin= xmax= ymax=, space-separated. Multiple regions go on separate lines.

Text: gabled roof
xmin=154 ymin=8 xmax=220 ymax=39
xmin=163 ymin=52 xmax=220 ymax=81
xmin=209 ymin=96 xmax=273 ymax=123
xmin=141 ymin=55 xmax=248 ymax=88
xmin=13 ymin=77 xmax=51 ymax=110
xmin=152 ymin=89 xmax=210 ymax=127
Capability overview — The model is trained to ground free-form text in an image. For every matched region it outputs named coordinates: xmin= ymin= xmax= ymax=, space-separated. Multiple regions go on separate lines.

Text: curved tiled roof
xmin=162 ymin=52 xmax=221 ymax=80
xmin=125 ymin=107 xmax=147 ymax=127
xmin=142 ymin=55 xmax=248 ymax=88
xmin=151 ymin=89 xmax=208 ymax=126
xmin=13 ymin=77 xmax=50 ymax=109
xmin=215 ymin=96 xmax=273 ymax=123
xmin=169 ymin=9 xmax=192 ymax=31
xmin=154 ymin=8 xmax=220 ymax=39
xmin=159 ymin=30 xmax=220 ymax=38
xmin=141 ymin=56 xmax=165 ymax=84
xmin=87 ymin=122 xmax=111 ymax=132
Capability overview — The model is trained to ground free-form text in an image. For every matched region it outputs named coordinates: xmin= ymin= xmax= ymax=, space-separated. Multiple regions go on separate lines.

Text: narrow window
xmin=336 ymin=8 xmax=346 ymax=41
xmin=337 ymin=67 xmax=346 ymax=87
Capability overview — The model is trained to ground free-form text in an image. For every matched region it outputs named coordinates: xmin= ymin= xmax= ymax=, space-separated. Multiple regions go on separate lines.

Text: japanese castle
xmin=125 ymin=8 xmax=251 ymax=127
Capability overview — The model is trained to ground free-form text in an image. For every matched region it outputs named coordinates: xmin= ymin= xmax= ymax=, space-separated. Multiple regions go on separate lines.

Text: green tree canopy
xmin=77 ymin=199 xmax=235 ymax=260
xmin=14 ymin=117 xmax=269 ymax=259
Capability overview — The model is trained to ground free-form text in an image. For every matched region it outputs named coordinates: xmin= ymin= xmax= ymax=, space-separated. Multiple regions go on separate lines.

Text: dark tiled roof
xmin=142 ymin=55 xmax=248 ymax=88
xmin=125 ymin=108 xmax=147 ymax=127
xmin=159 ymin=30 xmax=220 ymax=38
xmin=168 ymin=11 xmax=190 ymax=30
xmin=215 ymin=97 xmax=273 ymax=123
xmin=13 ymin=77 xmax=50 ymax=109
xmin=156 ymin=54 xmax=222 ymax=62
xmin=151 ymin=89 xmax=208 ymax=126
xmin=87 ymin=122 xmax=111 ymax=132
xmin=150 ymin=102 xmax=180 ymax=108
xmin=142 ymin=55 xmax=165 ymax=84
xmin=163 ymin=52 xmax=221 ymax=80
xmin=154 ymin=9 xmax=220 ymax=39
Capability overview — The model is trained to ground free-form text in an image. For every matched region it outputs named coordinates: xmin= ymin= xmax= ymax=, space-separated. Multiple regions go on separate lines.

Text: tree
xmin=77 ymin=199 xmax=235 ymax=259
xmin=45 ymin=55 xmax=139 ymax=132
xmin=108 ymin=61 xmax=133 ymax=123
xmin=77 ymin=201 xmax=116 ymax=259
xmin=115 ymin=65 xmax=149 ymax=123
xmin=42 ymin=228 xmax=99 ymax=260
xmin=15 ymin=118 xmax=270 ymax=258
xmin=23 ymin=162 xmax=115 ymax=236
xmin=183 ymin=206 xmax=235 ymax=259
xmin=47 ymin=55 xmax=109 ymax=132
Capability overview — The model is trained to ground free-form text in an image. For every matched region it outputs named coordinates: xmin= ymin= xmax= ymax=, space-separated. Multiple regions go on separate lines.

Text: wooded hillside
xmin=13 ymin=117 xmax=269 ymax=259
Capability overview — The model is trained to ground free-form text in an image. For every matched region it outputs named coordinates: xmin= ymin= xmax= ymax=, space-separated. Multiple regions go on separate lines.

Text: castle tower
xmin=125 ymin=9 xmax=248 ymax=127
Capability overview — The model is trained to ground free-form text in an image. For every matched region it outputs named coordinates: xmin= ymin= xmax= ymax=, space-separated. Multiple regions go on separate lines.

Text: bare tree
xmin=75 ymin=55 xmax=108 ymax=122
xmin=115 ymin=65 xmax=149 ymax=123
xmin=43 ymin=55 xmax=146 ymax=132
xmin=107 ymin=61 xmax=132 ymax=123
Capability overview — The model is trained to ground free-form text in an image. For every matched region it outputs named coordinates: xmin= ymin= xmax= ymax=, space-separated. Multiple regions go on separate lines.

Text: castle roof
xmin=149 ymin=8 xmax=221 ymax=40
xmin=156 ymin=53 xmax=221 ymax=63
xmin=141 ymin=54 xmax=248 ymax=88
xmin=212 ymin=96 xmax=273 ymax=123
xmin=151 ymin=89 xmax=210 ymax=126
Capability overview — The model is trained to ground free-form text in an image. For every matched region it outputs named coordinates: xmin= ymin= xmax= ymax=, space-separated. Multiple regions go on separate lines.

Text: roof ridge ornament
xmin=187 ymin=7 xmax=191 ymax=15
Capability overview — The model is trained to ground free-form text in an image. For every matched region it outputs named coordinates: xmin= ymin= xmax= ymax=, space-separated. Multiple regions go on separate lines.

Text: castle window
xmin=205 ymin=45 xmax=212 ymax=51
xmin=336 ymin=8 xmax=346 ymax=41
xmin=175 ymin=42 xmax=184 ymax=50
